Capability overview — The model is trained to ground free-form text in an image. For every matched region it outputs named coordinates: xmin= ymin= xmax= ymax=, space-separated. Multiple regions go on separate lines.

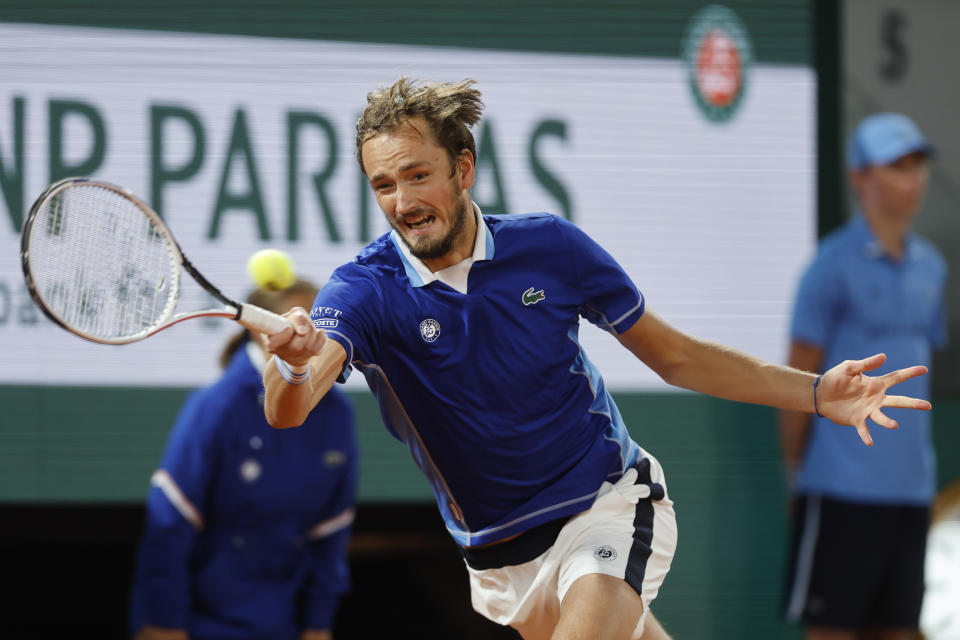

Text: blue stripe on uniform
xmin=567 ymin=327 xmax=639 ymax=473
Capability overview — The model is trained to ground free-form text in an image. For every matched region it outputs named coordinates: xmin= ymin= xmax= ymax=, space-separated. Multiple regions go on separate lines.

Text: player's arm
xmin=617 ymin=308 xmax=930 ymax=446
xmin=618 ymin=309 xmax=814 ymax=409
xmin=263 ymin=308 xmax=347 ymax=429
xmin=778 ymin=341 xmax=823 ymax=481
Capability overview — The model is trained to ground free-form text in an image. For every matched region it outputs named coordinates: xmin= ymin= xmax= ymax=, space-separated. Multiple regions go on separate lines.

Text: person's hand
xmin=299 ymin=630 xmax=332 ymax=640
xmin=264 ymin=307 xmax=327 ymax=367
xmin=133 ymin=626 xmax=189 ymax=640
xmin=816 ymin=353 xmax=930 ymax=446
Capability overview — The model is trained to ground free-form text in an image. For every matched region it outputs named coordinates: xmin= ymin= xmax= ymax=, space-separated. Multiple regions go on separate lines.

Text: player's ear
xmin=456 ymin=149 xmax=475 ymax=190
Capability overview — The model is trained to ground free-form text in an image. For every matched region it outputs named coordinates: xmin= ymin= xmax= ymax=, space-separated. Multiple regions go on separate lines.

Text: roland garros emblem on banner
xmin=683 ymin=5 xmax=753 ymax=123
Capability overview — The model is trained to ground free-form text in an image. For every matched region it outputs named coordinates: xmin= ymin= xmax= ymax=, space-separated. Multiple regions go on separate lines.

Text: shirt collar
xmin=391 ymin=202 xmax=495 ymax=287
xmin=851 ymin=212 xmax=919 ymax=262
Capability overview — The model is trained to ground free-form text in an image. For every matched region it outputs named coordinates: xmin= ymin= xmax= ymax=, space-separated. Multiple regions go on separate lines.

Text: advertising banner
xmin=0 ymin=19 xmax=815 ymax=390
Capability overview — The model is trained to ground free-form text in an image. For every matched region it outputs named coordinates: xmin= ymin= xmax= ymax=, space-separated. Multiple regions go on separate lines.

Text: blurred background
xmin=0 ymin=0 xmax=957 ymax=637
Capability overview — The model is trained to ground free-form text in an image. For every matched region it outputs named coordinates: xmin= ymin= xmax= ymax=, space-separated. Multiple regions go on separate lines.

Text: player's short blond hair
xmin=356 ymin=77 xmax=484 ymax=175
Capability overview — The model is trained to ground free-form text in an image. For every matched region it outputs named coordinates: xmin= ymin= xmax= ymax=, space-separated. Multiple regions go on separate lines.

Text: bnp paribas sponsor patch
xmin=682 ymin=5 xmax=753 ymax=123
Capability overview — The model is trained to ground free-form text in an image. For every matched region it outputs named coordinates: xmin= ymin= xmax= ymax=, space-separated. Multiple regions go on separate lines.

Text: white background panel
xmin=0 ymin=23 xmax=815 ymax=390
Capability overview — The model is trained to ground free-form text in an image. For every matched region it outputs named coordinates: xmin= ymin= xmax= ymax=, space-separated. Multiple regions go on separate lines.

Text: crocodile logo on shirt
xmin=522 ymin=287 xmax=546 ymax=306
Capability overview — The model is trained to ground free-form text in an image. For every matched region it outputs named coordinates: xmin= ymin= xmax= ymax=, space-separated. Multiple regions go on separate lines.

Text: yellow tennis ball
xmin=246 ymin=249 xmax=296 ymax=291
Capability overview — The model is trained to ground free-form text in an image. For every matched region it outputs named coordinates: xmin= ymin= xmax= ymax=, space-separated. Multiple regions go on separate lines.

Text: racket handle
xmin=237 ymin=303 xmax=292 ymax=335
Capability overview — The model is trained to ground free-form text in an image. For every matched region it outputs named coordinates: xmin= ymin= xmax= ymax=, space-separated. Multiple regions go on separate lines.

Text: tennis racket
xmin=20 ymin=177 xmax=291 ymax=345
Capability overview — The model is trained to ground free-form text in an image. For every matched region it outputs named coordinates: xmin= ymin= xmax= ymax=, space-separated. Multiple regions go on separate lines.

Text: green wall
xmin=6 ymin=387 xmax=957 ymax=502
xmin=0 ymin=0 xmax=811 ymax=64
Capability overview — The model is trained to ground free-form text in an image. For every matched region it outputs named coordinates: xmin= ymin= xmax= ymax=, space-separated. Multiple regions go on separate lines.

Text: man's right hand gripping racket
xmin=20 ymin=177 xmax=291 ymax=344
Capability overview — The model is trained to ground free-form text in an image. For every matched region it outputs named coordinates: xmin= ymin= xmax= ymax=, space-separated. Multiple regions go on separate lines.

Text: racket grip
xmin=237 ymin=303 xmax=292 ymax=335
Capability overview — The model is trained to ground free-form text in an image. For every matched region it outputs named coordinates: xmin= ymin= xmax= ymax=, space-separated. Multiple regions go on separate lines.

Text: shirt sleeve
xmin=302 ymin=518 xmax=354 ymax=630
xmin=790 ymin=253 xmax=842 ymax=348
xmin=302 ymin=393 xmax=359 ymax=630
xmin=128 ymin=390 xmax=220 ymax=631
xmin=928 ymin=255 xmax=948 ymax=349
xmin=552 ymin=216 xmax=645 ymax=334
xmin=311 ymin=264 xmax=384 ymax=383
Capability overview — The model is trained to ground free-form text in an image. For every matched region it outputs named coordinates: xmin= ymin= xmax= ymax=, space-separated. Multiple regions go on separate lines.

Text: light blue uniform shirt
xmin=792 ymin=214 xmax=947 ymax=505
xmin=312 ymin=211 xmax=645 ymax=547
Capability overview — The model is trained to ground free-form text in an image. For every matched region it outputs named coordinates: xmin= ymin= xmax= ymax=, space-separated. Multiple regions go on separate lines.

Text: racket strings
xmin=27 ymin=185 xmax=179 ymax=340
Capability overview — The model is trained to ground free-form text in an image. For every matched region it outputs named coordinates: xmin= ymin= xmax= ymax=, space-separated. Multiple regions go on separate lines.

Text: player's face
xmin=362 ymin=117 xmax=476 ymax=270
xmin=856 ymin=152 xmax=930 ymax=226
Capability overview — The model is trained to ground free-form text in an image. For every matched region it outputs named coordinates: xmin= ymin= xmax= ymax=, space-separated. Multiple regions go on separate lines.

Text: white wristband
xmin=273 ymin=356 xmax=311 ymax=385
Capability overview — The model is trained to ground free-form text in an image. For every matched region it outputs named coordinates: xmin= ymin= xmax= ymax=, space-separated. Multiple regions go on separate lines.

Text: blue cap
xmin=847 ymin=113 xmax=935 ymax=170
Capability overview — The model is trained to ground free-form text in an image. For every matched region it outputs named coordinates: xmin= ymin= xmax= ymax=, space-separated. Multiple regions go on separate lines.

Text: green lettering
xmin=209 ymin=109 xmax=269 ymax=240
xmin=529 ymin=120 xmax=572 ymax=221
xmin=18 ymin=282 xmax=38 ymax=325
xmin=0 ymin=282 xmax=9 ymax=325
xmin=358 ymin=166 xmax=375 ymax=242
xmin=150 ymin=105 xmax=205 ymax=218
xmin=286 ymin=112 xmax=341 ymax=242
xmin=355 ymin=110 xmax=376 ymax=242
xmin=0 ymin=97 xmax=24 ymax=232
xmin=474 ymin=120 xmax=509 ymax=214
xmin=49 ymin=99 xmax=106 ymax=182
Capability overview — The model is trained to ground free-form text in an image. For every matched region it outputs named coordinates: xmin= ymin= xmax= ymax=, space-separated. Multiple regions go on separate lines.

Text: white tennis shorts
xmin=466 ymin=454 xmax=677 ymax=640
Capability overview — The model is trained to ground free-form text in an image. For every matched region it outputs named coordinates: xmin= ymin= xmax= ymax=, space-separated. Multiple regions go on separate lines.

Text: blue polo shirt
xmin=312 ymin=210 xmax=645 ymax=546
xmin=792 ymin=214 xmax=947 ymax=505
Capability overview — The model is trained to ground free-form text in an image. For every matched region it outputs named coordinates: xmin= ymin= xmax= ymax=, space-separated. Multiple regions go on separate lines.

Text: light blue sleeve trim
xmin=609 ymin=294 xmax=645 ymax=329
xmin=325 ymin=330 xmax=355 ymax=382
xmin=583 ymin=293 xmax=645 ymax=333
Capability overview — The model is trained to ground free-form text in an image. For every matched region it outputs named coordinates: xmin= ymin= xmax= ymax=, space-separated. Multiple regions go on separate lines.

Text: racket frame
xmin=21 ymin=177 xmax=284 ymax=345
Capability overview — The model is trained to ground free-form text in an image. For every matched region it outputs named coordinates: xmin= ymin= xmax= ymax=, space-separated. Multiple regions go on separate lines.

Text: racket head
xmin=21 ymin=177 xmax=184 ymax=344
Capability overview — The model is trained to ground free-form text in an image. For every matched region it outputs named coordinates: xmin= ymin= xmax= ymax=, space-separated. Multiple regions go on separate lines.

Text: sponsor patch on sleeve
xmin=311 ymin=305 xmax=343 ymax=329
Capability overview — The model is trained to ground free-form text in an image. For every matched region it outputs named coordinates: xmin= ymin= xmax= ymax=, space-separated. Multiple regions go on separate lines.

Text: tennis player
xmin=263 ymin=78 xmax=931 ymax=640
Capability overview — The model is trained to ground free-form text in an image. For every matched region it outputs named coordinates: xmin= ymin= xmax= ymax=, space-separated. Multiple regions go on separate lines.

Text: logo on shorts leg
xmin=593 ymin=545 xmax=618 ymax=561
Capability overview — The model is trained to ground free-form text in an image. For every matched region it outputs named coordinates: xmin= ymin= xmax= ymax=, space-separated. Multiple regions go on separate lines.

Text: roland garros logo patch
xmin=594 ymin=545 xmax=618 ymax=561
xmin=420 ymin=318 xmax=441 ymax=343
xmin=682 ymin=4 xmax=753 ymax=124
